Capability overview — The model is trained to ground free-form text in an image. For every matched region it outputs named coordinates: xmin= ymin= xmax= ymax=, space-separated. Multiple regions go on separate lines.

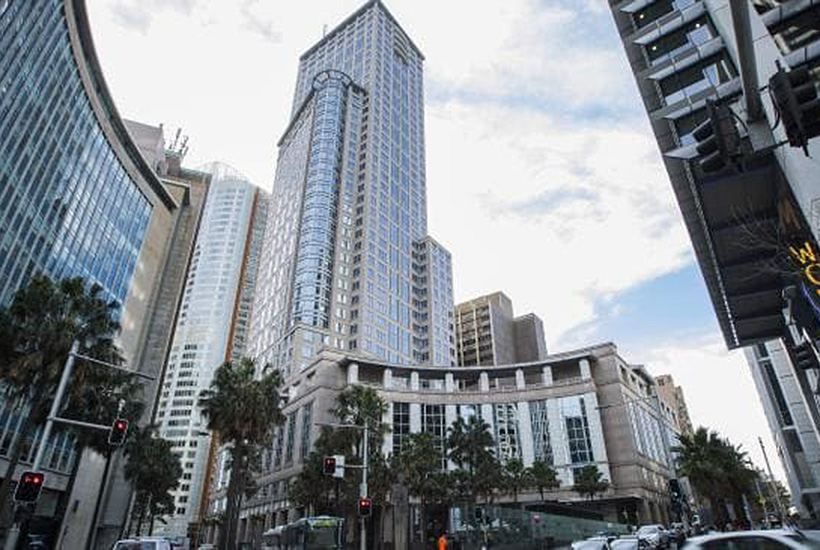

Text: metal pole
xmin=754 ymin=476 xmax=770 ymax=528
xmin=33 ymin=341 xmax=79 ymax=471
xmin=360 ymin=421 xmax=368 ymax=550
xmin=730 ymin=0 xmax=764 ymax=121
xmin=758 ymin=437 xmax=787 ymax=520
xmin=4 ymin=341 xmax=80 ymax=550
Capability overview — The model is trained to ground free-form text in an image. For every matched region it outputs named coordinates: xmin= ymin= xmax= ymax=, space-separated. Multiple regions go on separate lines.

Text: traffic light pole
xmin=360 ymin=421 xmax=368 ymax=550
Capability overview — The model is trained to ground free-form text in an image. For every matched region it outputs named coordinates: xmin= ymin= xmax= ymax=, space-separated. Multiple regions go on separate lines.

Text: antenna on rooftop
xmin=323 ymin=23 xmax=328 ymax=37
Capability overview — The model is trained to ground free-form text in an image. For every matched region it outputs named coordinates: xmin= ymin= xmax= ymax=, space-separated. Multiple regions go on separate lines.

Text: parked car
xmin=637 ymin=525 xmax=669 ymax=549
xmin=572 ymin=536 xmax=614 ymax=550
xmin=113 ymin=538 xmax=173 ymax=550
xmin=611 ymin=536 xmax=650 ymax=550
xmin=682 ymin=530 xmax=820 ymax=549
xmin=668 ymin=523 xmax=687 ymax=545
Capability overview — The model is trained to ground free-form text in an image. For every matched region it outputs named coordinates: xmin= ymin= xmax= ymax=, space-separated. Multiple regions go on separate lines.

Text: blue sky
xmin=86 ymin=0 xmax=782 ymax=478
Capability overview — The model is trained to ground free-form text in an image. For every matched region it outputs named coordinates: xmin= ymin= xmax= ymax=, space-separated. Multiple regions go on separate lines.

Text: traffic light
xmin=14 ymin=471 xmax=44 ymax=504
xmin=692 ymin=99 xmax=742 ymax=173
xmin=668 ymin=478 xmax=682 ymax=501
xmin=108 ymin=418 xmax=129 ymax=446
xmin=769 ymin=63 xmax=820 ymax=153
xmin=792 ymin=341 xmax=820 ymax=371
xmin=322 ymin=455 xmax=344 ymax=478
xmin=358 ymin=497 xmax=372 ymax=518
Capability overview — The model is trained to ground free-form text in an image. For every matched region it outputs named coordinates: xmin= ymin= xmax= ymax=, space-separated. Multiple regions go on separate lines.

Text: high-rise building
xmin=654 ymin=374 xmax=694 ymax=435
xmin=248 ymin=0 xmax=454 ymax=378
xmin=454 ymin=291 xmax=548 ymax=366
xmin=0 ymin=2 xmax=213 ymax=548
xmin=608 ymin=0 xmax=820 ymax=516
xmin=150 ymin=164 xmax=268 ymax=539
xmin=745 ymin=340 xmax=820 ymax=516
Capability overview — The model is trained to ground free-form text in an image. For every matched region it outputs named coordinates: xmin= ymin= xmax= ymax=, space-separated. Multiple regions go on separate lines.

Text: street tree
xmin=200 ymin=358 xmax=284 ymax=550
xmin=394 ymin=432 xmax=447 ymax=545
xmin=572 ymin=465 xmax=609 ymax=501
xmin=530 ymin=459 xmax=560 ymax=502
xmin=0 ymin=275 xmax=136 ymax=525
xmin=124 ymin=426 xmax=183 ymax=535
xmin=673 ymin=427 xmax=756 ymax=527
xmin=503 ymin=458 xmax=532 ymax=504
xmin=447 ymin=416 xmax=497 ymax=505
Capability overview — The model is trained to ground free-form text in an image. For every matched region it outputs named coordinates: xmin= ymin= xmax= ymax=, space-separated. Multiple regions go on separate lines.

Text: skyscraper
xmin=249 ymin=0 xmax=454 ymax=376
xmin=151 ymin=164 xmax=268 ymax=539
xmin=455 ymin=291 xmax=548 ymax=366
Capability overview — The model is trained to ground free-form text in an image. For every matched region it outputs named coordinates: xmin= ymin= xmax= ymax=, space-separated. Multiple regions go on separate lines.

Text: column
xmin=515 ymin=369 xmax=526 ymax=389
xmin=579 ymin=359 xmax=591 ymax=380
xmin=383 ymin=402 xmax=393 ymax=456
xmin=517 ymin=401 xmax=535 ymax=467
xmin=584 ymin=392 xmax=609 ymax=468
xmin=347 ymin=362 xmax=359 ymax=385
xmin=481 ymin=403 xmax=495 ymax=435
xmin=383 ymin=368 xmax=393 ymax=389
xmin=410 ymin=371 xmax=420 ymax=391
xmin=479 ymin=371 xmax=489 ymax=392
xmin=542 ymin=366 xmax=553 ymax=386
xmin=410 ymin=403 xmax=422 ymax=434
xmin=445 ymin=405 xmax=458 ymax=470
xmin=547 ymin=398 xmax=571 ymax=485
xmin=445 ymin=372 xmax=454 ymax=392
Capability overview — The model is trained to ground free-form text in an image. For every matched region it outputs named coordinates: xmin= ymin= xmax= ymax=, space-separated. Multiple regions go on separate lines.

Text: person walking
xmin=438 ymin=531 xmax=448 ymax=550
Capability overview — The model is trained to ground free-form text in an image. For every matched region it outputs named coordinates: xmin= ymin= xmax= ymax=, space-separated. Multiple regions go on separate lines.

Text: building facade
xmin=655 ymin=374 xmax=694 ymax=435
xmin=455 ymin=291 xmax=548 ymax=366
xmin=608 ymin=0 xmax=820 ymax=515
xmin=746 ymin=340 xmax=820 ymax=516
xmin=0 ymin=2 xmax=214 ymax=548
xmin=247 ymin=0 xmax=454 ymax=379
xmin=210 ymin=343 xmax=682 ymax=546
xmin=150 ymin=164 xmax=268 ymax=539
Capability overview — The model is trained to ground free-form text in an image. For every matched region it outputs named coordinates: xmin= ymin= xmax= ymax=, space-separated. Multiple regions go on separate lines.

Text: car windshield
xmin=574 ymin=541 xmax=606 ymax=550
xmin=114 ymin=543 xmax=157 ymax=550
xmin=637 ymin=527 xmax=658 ymax=534
xmin=611 ymin=540 xmax=638 ymax=550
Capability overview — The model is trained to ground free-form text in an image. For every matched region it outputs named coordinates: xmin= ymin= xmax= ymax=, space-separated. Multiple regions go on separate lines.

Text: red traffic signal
xmin=358 ymin=497 xmax=372 ymax=518
xmin=323 ymin=456 xmax=336 ymax=475
xmin=14 ymin=471 xmax=44 ymax=503
xmin=108 ymin=418 xmax=129 ymax=446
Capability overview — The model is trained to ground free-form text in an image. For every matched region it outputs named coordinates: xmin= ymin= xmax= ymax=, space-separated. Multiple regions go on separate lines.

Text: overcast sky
xmin=86 ymin=0 xmax=785 ymax=481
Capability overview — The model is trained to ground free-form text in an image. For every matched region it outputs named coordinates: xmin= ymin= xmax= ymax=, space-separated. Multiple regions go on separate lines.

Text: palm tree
xmin=447 ymin=416 xmax=497 ymax=505
xmin=394 ymin=432 xmax=447 ymax=546
xmin=673 ymin=427 xmax=756 ymax=526
xmin=530 ymin=459 xmax=559 ymax=502
xmin=572 ymin=465 xmax=609 ymax=501
xmin=0 ymin=275 xmax=129 ymax=525
xmin=124 ymin=426 xmax=183 ymax=536
xmin=200 ymin=358 xmax=284 ymax=550
xmin=503 ymin=458 xmax=532 ymax=505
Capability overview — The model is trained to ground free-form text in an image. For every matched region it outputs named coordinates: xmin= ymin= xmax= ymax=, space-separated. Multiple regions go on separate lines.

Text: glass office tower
xmin=0 ymin=0 xmax=166 ymax=309
xmin=250 ymin=0 xmax=454 ymax=376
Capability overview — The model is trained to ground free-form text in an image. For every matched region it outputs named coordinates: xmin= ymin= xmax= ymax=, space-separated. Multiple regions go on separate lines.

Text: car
xmin=611 ymin=536 xmax=650 ymax=550
xmin=572 ymin=536 xmax=614 ymax=550
xmin=196 ymin=545 xmax=215 ymax=550
xmin=113 ymin=538 xmax=173 ymax=550
xmin=637 ymin=525 xmax=670 ymax=549
xmin=682 ymin=530 xmax=820 ymax=549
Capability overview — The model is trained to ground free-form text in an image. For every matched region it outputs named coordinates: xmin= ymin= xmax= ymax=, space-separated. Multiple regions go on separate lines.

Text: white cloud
xmin=426 ymin=100 xmax=692 ymax=345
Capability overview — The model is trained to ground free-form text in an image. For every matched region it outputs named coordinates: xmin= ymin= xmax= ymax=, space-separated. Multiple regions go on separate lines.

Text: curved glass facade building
xmin=0 ymin=0 xmax=172 ymax=308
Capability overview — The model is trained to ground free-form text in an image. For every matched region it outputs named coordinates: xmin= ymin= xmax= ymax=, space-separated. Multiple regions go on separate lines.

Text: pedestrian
xmin=438 ymin=531 xmax=448 ymax=550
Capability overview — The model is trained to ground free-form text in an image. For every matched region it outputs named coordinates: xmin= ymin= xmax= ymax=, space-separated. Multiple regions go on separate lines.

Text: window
xmin=300 ymin=402 xmax=313 ymax=459
xmin=392 ymin=402 xmax=410 ymax=455
xmin=422 ymin=404 xmax=445 ymax=468
xmin=285 ymin=413 xmax=297 ymax=464
xmin=494 ymin=403 xmax=522 ymax=462
xmin=529 ymin=400 xmax=553 ymax=465
xmin=562 ymin=396 xmax=594 ymax=464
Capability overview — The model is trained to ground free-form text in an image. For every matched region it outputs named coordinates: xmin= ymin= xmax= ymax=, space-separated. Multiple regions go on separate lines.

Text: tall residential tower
xmin=249 ymin=0 xmax=454 ymax=377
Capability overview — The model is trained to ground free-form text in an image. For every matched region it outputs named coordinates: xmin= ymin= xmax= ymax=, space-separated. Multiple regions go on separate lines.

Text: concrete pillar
xmin=383 ymin=368 xmax=393 ymax=389
xmin=583 ymin=392 xmax=609 ymax=466
xmin=445 ymin=404 xmax=458 ymax=469
xmin=445 ymin=372 xmax=454 ymax=392
xmin=479 ymin=371 xmax=489 ymax=392
xmin=547 ymin=398 xmax=569 ymax=481
xmin=516 ymin=368 xmax=526 ymax=389
xmin=347 ymin=362 xmax=359 ymax=385
xmin=481 ymin=403 xmax=495 ymax=434
xmin=410 ymin=403 xmax=422 ymax=433
xmin=517 ymin=401 xmax=535 ymax=467
xmin=383 ymin=402 xmax=393 ymax=456
xmin=579 ymin=359 xmax=591 ymax=380
xmin=542 ymin=366 xmax=553 ymax=386
xmin=410 ymin=371 xmax=419 ymax=391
